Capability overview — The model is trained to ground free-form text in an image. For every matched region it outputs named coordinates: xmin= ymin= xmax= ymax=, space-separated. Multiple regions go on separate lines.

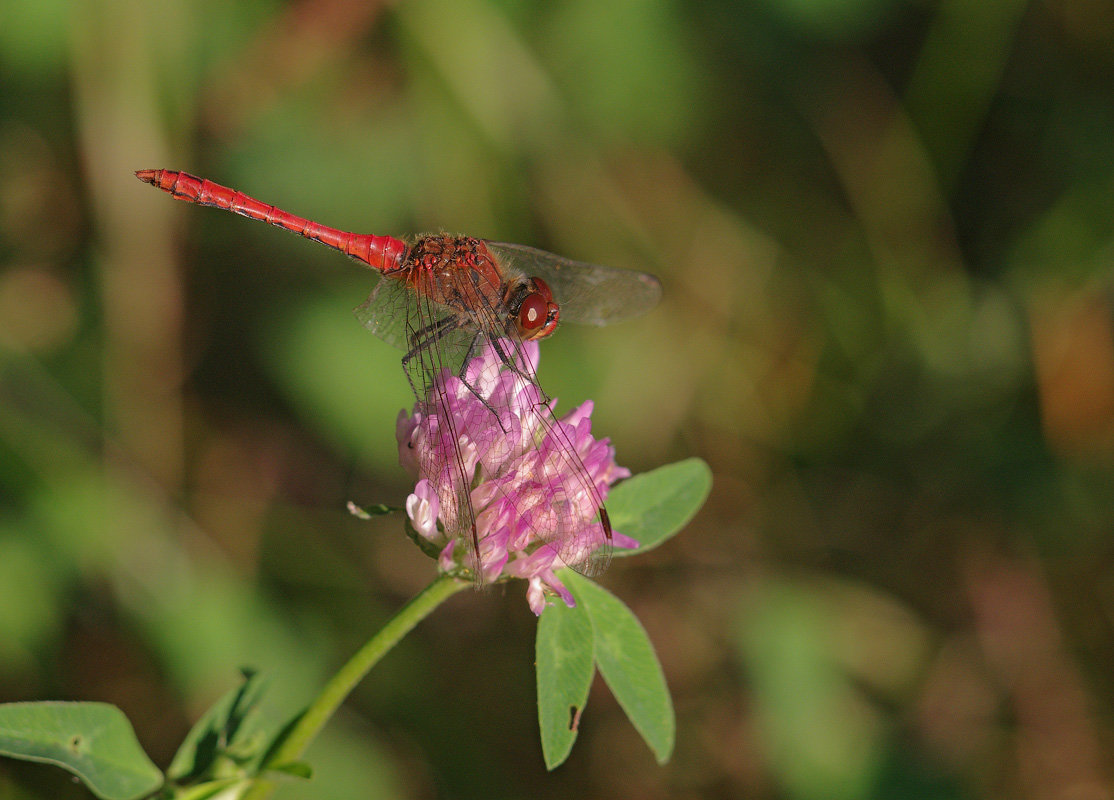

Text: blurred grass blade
xmin=0 ymin=702 xmax=162 ymax=800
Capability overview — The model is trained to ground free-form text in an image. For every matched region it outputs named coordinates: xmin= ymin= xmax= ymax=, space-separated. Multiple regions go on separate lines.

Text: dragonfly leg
xmin=455 ymin=333 xmax=509 ymax=433
xmin=489 ymin=338 xmax=549 ymax=399
xmin=402 ymin=316 xmax=458 ymax=397
xmin=405 ymin=314 xmax=460 ymax=352
xmin=401 ymin=319 xmax=507 ymax=432
xmin=487 ymin=338 xmax=554 ymax=427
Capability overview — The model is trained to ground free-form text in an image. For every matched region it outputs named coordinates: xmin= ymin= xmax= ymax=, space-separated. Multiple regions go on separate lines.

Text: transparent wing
xmin=354 ymin=277 xmax=414 ymax=352
xmin=486 ymin=241 xmax=662 ymax=326
xmin=355 ymin=273 xmax=496 ymax=394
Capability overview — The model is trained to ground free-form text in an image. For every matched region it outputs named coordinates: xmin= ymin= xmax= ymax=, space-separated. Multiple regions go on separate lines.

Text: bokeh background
xmin=3 ymin=0 xmax=1114 ymax=797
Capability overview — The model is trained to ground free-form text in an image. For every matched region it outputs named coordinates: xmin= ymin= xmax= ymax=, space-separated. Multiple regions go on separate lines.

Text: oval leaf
xmin=566 ymin=574 xmax=675 ymax=763
xmin=536 ymin=600 xmax=596 ymax=770
xmin=0 ymin=702 xmax=162 ymax=800
xmin=608 ymin=458 xmax=711 ymax=555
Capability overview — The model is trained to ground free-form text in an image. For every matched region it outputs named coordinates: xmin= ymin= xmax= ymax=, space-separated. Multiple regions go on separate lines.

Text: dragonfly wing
xmin=354 ymin=277 xmax=415 ymax=352
xmin=486 ymin=241 xmax=662 ymax=326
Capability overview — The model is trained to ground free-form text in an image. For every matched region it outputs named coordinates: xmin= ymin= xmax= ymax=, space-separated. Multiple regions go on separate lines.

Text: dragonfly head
xmin=508 ymin=276 xmax=560 ymax=341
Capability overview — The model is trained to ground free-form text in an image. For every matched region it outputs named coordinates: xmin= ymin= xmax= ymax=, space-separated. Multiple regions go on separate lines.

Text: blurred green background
xmin=3 ymin=0 xmax=1114 ymax=797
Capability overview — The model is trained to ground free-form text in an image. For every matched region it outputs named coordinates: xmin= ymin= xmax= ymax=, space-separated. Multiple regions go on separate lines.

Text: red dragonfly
xmin=135 ymin=169 xmax=661 ymax=579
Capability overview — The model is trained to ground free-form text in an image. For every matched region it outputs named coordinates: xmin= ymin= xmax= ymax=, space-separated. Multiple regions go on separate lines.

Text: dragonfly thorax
xmin=400 ymin=234 xmax=560 ymax=341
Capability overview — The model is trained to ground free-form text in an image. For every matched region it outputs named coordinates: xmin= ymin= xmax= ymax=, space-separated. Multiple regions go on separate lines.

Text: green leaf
xmin=609 ymin=458 xmax=711 ymax=555
xmin=567 ymin=574 xmax=675 ymax=763
xmin=167 ymin=670 xmax=270 ymax=782
xmin=402 ymin=517 xmax=445 ymax=561
xmin=171 ymin=778 xmax=249 ymax=800
xmin=267 ymin=760 xmax=313 ymax=779
xmin=256 ymin=707 xmax=306 ymax=777
xmin=0 ymin=702 xmax=162 ymax=800
xmin=346 ymin=501 xmax=400 ymax=520
xmin=536 ymin=600 xmax=596 ymax=770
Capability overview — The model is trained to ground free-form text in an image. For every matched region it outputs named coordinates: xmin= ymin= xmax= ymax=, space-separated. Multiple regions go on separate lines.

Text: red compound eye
xmin=518 ymin=292 xmax=549 ymax=333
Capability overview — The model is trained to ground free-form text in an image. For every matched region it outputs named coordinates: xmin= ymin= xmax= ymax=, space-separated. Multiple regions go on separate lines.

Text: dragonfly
xmin=135 ymin=169 xmax=661 ymax=579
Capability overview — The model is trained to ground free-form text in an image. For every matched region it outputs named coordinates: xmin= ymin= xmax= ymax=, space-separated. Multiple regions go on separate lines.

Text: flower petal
xmin=396 ymin=337 xmax=630 ymax=608
xmin=405 ymin=479 xmax=441 ymax=541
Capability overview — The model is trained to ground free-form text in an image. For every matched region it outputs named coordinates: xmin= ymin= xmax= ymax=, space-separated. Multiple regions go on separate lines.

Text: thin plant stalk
xmin=241 ymin=574 xmax=468 ymax=800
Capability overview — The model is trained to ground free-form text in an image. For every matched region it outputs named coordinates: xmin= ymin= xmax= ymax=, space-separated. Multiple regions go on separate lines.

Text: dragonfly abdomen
xmin=135 ymin=169 xmax=408 ymax=273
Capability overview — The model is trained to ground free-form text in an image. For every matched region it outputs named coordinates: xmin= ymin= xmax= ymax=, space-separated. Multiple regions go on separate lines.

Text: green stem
xmin=241 ymin=574 xmax=468 ymax=800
